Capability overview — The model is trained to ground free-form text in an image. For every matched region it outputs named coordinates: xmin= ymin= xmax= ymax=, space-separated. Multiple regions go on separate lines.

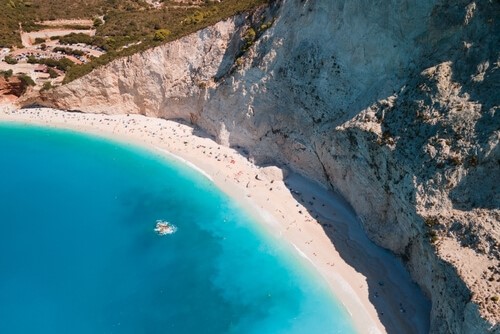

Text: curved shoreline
xmin=0 ymin=105 xmax=430 ymax=333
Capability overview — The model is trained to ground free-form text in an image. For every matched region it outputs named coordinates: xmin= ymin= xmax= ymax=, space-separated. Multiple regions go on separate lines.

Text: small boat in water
xmin=154 ymin=220 xmax=177 ymax=235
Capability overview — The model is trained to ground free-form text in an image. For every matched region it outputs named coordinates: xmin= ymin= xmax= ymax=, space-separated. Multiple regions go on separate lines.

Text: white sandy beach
xmin=0 ymin=105 xmax=430 ymax=334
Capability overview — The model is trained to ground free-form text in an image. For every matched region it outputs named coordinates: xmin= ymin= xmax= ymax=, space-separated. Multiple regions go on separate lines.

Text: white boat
xmin=154 ymin=220 xmax=177 ymax=235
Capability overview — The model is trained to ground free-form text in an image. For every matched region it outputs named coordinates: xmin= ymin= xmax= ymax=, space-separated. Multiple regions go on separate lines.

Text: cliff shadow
xmin=282 ymin=173 xmax=431 ymax=334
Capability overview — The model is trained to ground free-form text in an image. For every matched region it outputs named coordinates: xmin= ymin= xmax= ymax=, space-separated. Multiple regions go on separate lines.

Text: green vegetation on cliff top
xmin=1 ymin=0 xmax=268 ymax=82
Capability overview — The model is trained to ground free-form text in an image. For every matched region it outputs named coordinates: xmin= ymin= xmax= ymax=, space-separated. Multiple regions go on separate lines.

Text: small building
xmin=34 ymin=64 xmax=48 ymax=73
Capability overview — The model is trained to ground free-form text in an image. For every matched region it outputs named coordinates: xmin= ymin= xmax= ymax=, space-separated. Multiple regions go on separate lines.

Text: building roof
xmin=34 ymin=64 xmax=48 ymax=72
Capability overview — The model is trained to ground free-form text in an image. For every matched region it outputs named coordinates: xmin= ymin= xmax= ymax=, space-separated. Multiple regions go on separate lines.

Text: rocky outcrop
xmin=0 ymin=76 xmax=24 ymax=102
xmin=25 ymin=0 xmax=499 ymax=332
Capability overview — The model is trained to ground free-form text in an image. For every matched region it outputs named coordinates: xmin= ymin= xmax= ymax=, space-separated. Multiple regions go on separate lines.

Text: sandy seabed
xmin=0 ymin=105 xmax=430 ymax=334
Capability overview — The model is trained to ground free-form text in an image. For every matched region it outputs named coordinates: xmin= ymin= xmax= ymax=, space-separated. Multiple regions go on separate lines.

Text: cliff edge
xmin=24 ymin=0 xmax=499 ymax=332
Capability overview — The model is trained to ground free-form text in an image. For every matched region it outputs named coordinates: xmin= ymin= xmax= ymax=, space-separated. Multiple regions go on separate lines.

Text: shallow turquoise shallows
xmin=0 ymin=123 xmax=356 ymax=334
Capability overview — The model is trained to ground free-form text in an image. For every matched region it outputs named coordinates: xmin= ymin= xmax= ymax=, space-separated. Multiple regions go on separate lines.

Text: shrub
xmin=183 ymin=11 xmax=205 ymax=25
xmin=41 ymin=81 xmax=52 ymax=91
xmin=241 ymin=27 xmax=256 ymax=52
xmin=259 ymin=20 xmax=274 ymax=33
xmin=430 ymin=234 xmax=439 ymax=243
xmin=34 ymin=37 xmax=45 ymax=44
xmin=235 ymin=57 xmax=244 ymax=67
xmin=4 ymin=56 xmax=17 ymax=64
xmin=48 ymin=67 xmax=58 ymax=78
xmin=93 ymin=18 xmax=103 ymax=28
xmin=424 ymin=217 xmax=439 ymax=228
xmin=153 ymin=29 xmax=171 ymax=42
xmin=244 ymin=27 xmax=256 ymax=42
xmin=1 ymin=69 xmax=13 ymax=78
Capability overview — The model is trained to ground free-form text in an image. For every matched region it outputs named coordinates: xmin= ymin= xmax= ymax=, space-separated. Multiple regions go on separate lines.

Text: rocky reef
xmin=26 ymin=0 xmax=499 ymax=332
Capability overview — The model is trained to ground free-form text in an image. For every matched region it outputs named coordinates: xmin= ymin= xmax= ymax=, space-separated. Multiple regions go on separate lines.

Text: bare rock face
xmin=0 ymin=77 xmax=24 ymax=102
xmin=32 ymin=15 xmax=244 ymax=117
xmin=29 ymin=0 xmax=499 ymax=332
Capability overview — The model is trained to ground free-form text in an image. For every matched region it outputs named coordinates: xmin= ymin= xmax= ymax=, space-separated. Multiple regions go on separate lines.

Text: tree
xmin=18 ymin=74 xmax=35 ymax=87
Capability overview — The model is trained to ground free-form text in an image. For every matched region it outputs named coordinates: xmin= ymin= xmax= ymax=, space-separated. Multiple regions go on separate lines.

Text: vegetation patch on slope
xmin=0 ymin=0 xmax=269 ymax=83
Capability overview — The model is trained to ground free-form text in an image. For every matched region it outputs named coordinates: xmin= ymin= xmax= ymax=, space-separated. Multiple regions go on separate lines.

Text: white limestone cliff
xmin=27 ymin=0 xmax=499 ymax=332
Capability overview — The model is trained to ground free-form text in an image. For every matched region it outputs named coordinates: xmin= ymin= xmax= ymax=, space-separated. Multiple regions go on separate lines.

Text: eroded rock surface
xmin=0 ymin=77 xmax=24 ymax=103
xmin=27 ymin=0 xmax=499 ymax=332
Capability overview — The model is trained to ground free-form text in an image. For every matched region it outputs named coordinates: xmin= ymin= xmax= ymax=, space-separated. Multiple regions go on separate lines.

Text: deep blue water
xmin=0 ymin=123 xmax=356 ymax=334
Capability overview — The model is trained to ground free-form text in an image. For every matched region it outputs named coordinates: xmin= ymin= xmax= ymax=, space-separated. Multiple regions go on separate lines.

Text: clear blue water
xmin=0 ymin=123 xmax=356 ymax=334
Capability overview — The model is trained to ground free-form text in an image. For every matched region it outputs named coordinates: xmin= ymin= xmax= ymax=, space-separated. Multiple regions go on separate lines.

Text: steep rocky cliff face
xmin=28 ymin=0 xmax=499 ymax=332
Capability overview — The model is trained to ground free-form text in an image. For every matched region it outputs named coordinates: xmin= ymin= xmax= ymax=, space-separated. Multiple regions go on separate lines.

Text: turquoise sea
xmin=0 ymin=123 xmax=356 ymax=334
